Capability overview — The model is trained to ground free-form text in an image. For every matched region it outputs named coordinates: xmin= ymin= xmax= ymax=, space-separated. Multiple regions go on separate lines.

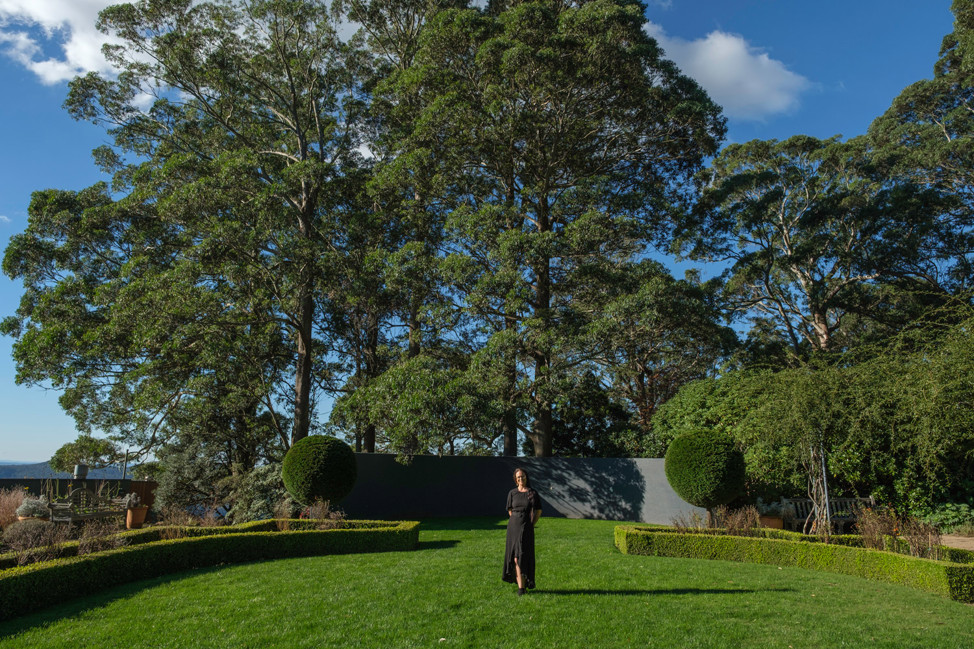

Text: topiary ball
xmin=664 ymin=429 xmax=745 ymax=510
xmin=281 ymin=436 xmax=358 ymax=506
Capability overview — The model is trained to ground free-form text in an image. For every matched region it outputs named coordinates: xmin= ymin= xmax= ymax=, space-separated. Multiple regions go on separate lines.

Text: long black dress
xmin=502 ymin=488 xmax=541 ymax=588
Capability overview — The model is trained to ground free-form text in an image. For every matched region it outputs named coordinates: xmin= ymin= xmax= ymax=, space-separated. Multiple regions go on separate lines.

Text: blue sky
xmin=0 ymin=0 xmax=956 ymax=462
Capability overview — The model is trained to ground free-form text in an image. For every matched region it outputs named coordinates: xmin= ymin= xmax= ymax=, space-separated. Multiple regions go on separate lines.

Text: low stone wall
xmin=341 ymin=454 xmax=703 ymax=524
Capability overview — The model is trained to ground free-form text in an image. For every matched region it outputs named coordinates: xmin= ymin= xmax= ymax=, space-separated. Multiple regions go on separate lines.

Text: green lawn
xmin=0 ymin=518 xmax=971 ymax=648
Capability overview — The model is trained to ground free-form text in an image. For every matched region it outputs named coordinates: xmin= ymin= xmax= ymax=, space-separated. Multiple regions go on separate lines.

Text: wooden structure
xmin=781 ymin=496 xmax=875 ymax=533
xmin=47 ymin=488 xmax=127 ymax=524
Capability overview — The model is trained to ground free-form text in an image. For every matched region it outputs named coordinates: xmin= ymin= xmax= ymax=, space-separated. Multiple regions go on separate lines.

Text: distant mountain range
xmin=0 ymin=462 xmax=125 ymax=479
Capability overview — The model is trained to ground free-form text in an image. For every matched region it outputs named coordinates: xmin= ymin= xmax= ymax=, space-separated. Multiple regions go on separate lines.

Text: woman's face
xmin=514 ymin=470 xmax=528 ymax=488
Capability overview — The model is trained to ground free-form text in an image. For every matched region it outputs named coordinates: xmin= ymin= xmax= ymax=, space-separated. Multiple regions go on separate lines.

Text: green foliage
xmin=685 ymin=135 xmax=953 ymax=359
xmin=663 ymin=429 xmax=745 ymax=510
xmin=654 ymin=309 xmax=974 ymax=511
xmin=331 ymin=354 xmax=497 ymax=460
xmin=920 ymin=502 xmax=974 ymax=533
xmin=615 ymin=526 xmax=974 ymax=604
xmin=868 ymin=1 xmax=974 ymax=293
xmin=49 ymin=435 xmax=121 ymax=474
xmin=13 ymin=498 xmax=48 ymax=519
xmin=281 ymin=436 xmax=358 ymax=506
xmin=402 ymin=0 xmax=726 ymax=455
xmin=0 ymin=520 xmax=420 ymax=621
xmin=223 ymin=463 xmax=293 ymax=524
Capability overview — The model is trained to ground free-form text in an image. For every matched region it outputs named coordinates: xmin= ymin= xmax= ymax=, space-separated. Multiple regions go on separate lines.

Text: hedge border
xmin=0 ymin=520 xmax=419 ymax=621
xmin=0 ymin=519 xmax=399 ymax=570
xmin=614 ymin=526 xmax=974 ymax=604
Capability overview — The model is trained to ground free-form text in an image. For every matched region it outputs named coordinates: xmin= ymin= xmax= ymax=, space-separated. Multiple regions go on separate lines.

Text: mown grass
xmin=0 ymin=518 xmax=971 ymax=648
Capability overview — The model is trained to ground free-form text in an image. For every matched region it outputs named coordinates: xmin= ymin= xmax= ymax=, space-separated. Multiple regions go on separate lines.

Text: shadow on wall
xmin=506 ymin=458 xmax=645 ymax=521
xmin=343 ymin=454 xmax=703 ymax=524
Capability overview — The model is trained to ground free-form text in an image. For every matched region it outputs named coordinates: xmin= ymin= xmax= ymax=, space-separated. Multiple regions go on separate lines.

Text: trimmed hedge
xmin=0 ymin=519 xmax=403 ymax=571
xmin=0 ymin=520 xmax=419 ymax=621
xmin=282 ymin=436 xmax=358 ymax=505
xmin=615 ymin=526 xmax=974 ymax=604
xmin=663 ymin=429 xmax=745 ymax=510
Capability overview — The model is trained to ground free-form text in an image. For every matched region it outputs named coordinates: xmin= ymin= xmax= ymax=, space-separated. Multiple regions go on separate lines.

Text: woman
xmin=502 ymin=467 xmax=542 ymax=595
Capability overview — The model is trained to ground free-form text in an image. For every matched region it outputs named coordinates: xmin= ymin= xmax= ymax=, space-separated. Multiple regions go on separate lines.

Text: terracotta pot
xmin=126 ymin=506 xmax=149 ymax=529
xmin=759 ymin=515 xmax=784 ymax=529
xmin=17 ymin=515 xmax=50 ymax=522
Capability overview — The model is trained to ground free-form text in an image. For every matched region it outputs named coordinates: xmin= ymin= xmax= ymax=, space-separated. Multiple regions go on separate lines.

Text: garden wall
xmin=341 ymin=454 xmax=704 ymax=524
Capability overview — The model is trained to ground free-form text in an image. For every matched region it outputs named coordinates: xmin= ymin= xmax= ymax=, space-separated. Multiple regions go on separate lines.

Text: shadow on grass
xmin=537 ymin=587 xmax=797 ymax=597
xmin=416 ymin=540 xmax=461 ymax=551
xmin=418 ymin=518 xmax=508 ymax=531
xmin=0 ymin=566 xmax=228 ymax=640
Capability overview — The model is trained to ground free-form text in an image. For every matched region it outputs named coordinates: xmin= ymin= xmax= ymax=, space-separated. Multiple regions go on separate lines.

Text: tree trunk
xmin=408 ymin=292 xmax=421 ymax=359
xmin=502 ymin=315 xmax=518 ymax=456
xmin=362 ymin=307 xmax=380 ymax=453
xmin=291 ymin=287 xmax=314 ymax=446
xmin=531 ymin=199 xmax=553 ymax=457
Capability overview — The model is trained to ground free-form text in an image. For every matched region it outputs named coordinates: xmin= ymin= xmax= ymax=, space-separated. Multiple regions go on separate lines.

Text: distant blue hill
xmin=0 ymin=462 xmax=125 ymax=480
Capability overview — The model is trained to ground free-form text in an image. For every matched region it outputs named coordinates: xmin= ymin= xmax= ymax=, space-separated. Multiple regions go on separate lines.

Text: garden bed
xmin=614 ymin=526 xmax=974 ymax=604
xmin=0 ymin=519 xmax=419 ymax=621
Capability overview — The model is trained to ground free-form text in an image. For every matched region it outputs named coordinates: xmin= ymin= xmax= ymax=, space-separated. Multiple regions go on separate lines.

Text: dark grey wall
xmin=341 ymin=454 xmax=704 ymax=524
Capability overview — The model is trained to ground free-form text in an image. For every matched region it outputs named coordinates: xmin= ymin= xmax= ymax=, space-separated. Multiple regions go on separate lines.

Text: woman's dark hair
xmin=513 ymin=467 xmax=531 ymax=488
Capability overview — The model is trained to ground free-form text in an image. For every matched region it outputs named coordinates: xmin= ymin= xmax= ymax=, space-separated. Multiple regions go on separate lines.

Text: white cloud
xmin=0 ymin=215 xmax=11 ymax=223
xmin=646 ymin=22 xmax=812 ymax=121
xmin=0 ymin=0 xmax=118 ymax=84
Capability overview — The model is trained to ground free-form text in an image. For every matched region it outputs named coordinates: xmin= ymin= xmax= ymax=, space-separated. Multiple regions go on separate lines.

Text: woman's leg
xmin=514 ymin=557 xmax=525 ymax=589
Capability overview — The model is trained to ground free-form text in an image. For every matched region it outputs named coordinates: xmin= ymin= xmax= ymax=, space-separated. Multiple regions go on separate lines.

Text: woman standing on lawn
xmin=502 ymin=467 xmax=542 ymax=596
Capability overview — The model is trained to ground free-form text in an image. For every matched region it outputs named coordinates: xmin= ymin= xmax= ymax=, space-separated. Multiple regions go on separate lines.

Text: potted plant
xmin=16 ymin=496 xmax=50 ymax=521
xmin=756 ymin=498 xmax=784 ymax=529
xmin=125 ymin=493 xmax=149 ymax=529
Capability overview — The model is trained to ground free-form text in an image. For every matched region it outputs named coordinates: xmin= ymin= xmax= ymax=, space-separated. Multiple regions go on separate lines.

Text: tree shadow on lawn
xmin=537 ymin=587 xmax=797 ymax=597
xmin=419 ymin=518 xmax=508 ymax=531
xmin=0 ymin=565 xmax=229 ymax=640
xmin=416 ymin=540 xmax=461 ymax=551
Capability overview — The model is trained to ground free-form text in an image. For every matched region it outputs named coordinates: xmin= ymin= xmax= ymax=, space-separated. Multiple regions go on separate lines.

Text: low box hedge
xmin=0 ymin=519 xmax=401 ymax=570
xmin=0 ymin=520 xmax=419 ymax=621
xmin=614 ymin=526 xmax=974 ymax=604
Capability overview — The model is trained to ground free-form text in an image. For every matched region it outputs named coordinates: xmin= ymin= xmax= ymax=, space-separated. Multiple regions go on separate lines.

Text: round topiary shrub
xmin=664 ymin=429 xmax=745 ymax=511
xmin=281 ymin=436 xmax=357 ymax=506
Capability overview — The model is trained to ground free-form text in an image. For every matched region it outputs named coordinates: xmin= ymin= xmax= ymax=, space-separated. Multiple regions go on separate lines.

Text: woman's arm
xmin=532 ymin=509 xmax=542 ymax=525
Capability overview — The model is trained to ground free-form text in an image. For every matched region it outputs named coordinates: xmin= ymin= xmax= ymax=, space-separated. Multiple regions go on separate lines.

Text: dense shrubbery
xmin=0 ymin=488 xmax=25 ymax=530
xmin=664 ymin=429 xmax=745 ymax=511
xmin=1 ymin=519 xmax=71 ymax=565
xmin=224 ymin=463 xmax=294 ymax=523
xmin=282 ymin=436 xmax=357 ymax=506
xmin=615 ymin=526 xmax=974 ymax=603
xmin=652 ymin=311 xmax=974 ymax=515
xmin=0 ymin=519 xmax=420 ymax=621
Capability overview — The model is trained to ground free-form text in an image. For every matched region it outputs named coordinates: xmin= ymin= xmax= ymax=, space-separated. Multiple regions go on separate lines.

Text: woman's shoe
xmin=517 ymin=588 xmax=526 ymax=596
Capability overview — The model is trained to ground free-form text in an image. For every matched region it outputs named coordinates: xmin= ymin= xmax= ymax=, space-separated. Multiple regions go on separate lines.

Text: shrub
xmin=15 ymin=496 xmax=49 ymax=519
xmin=921 ymin=502 xmax=974 ymax=533
xmin=713 ymin=505 xmax=761 ymax=536
xmin=856 ymin=506 xmax=899 ymax=550
xmin=281 ymin=436 xmax=357 ymax=506
xmin=1 ymin=519 xmax=70 ymax=566
xmin=78 ymin=519 xmax=128 ymax=556
xmin=0 ymin=520 xmax=420 ymax=621
xmin=0 ymin=489 xmax=25 ymax=530
xmin=664 ymin=429 xmax=745 ymax=512
xmin=615 ymin=526 xmax=974 ymax=604
xmin=224 ymin=463 xmax=294 ymax=524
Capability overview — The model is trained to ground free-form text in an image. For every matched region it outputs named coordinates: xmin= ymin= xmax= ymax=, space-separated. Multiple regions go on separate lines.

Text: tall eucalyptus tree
xmin=54 ymin=0 xmax=363 ymax=447
xmin=407 ymin=0 xmax=725 ymax=455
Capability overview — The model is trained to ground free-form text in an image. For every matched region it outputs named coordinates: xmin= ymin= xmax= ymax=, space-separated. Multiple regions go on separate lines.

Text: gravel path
xmin=942 ymin=534 xmax=974 ymax=551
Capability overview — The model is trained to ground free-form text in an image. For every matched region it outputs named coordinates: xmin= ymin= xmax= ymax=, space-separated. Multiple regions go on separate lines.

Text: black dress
xmin=502 ymin=488 xmax=541 ymax=588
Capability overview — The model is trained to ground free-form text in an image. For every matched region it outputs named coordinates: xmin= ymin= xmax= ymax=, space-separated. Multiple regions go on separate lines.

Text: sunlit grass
xmin=1 ymin=518 xmax=971 ymax=648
